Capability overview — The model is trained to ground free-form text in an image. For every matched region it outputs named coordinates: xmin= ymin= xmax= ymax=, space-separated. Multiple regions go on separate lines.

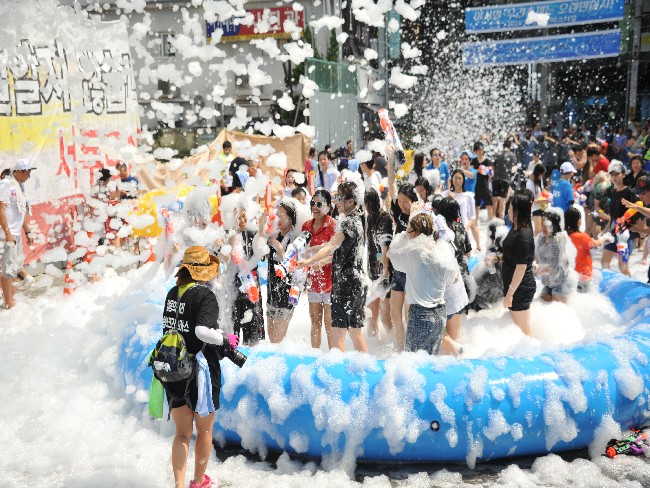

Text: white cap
xmin=560 ymin=162 xmax=576 ymax=174
xmin=14 ymin=159 xmax=36 ymax=171
xmin=608 ymin=160 xmax=625 ymax=175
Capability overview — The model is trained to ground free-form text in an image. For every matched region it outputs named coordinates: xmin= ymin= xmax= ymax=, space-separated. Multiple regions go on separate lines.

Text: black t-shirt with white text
xmin=161 ymin=283 xmax=222 ymax=407
xmin=162 ymin=284 xmax=220 ymax=355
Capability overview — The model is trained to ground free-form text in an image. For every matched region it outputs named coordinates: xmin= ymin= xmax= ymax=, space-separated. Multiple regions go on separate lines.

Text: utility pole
xmin=383 ymin=12 xmax=389 ymax=108
xmin=626 ymin=0 xmax=642 ymax=125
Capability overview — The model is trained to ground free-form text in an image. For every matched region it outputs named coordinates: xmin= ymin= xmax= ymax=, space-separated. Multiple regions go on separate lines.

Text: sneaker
xmin=23 ymin=275 xmax=35 ymax=287
xmin=189 ymin=474 xmax=215 ymax=488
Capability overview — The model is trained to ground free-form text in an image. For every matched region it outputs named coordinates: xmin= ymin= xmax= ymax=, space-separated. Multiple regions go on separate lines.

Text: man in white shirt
xmin=313 ymin=151 xmax=340 ymax=193
xmin=0 ymin=159 xmax=34 ymax=308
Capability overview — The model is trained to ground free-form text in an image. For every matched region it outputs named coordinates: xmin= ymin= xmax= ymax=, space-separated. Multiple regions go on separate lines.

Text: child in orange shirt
xmin=564 ymin=207 xmax=613 ymax=292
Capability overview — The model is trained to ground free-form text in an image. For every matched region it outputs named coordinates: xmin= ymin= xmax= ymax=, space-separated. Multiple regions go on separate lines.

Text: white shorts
xmin=0 ymin=237 xmax=24 ymax=279
xmin=308 ymin=291 xmax=331 ymax=304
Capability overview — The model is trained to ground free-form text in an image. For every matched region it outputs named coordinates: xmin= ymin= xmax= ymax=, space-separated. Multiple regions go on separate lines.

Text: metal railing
xmin=305 ymin=58 xmax=358 ymax=94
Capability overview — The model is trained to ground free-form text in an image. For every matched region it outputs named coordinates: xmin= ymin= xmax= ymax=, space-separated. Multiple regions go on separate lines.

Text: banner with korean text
xmin=465 ymin=0 xmax=624 ymax=34
xmin=206 ymin=6 xmax=304 ymax=42
xmin=0 ymin=4 xmax=140 ymax=262
xmin=463 ymin=29 xmax=621 ymax=67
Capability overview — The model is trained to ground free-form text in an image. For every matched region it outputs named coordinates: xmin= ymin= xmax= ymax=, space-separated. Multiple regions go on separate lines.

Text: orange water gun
xmin=615 ymin=201 xmax=644 ymax=234
xmin=378 ymin=108 xmax=404 ymax=152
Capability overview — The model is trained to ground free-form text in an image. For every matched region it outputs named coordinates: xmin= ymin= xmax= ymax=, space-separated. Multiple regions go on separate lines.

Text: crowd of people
xmin=5 ymin=123 xmax=650 ymax=487
xmin=148 ymin=130 xmax=650 ymax=487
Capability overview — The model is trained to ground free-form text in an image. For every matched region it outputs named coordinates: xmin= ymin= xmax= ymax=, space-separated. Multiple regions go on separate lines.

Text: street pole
xmin=626 ymin=0 xmax=642 ymax=126
xmin=384 ymin=11 xmax=389 ymax=108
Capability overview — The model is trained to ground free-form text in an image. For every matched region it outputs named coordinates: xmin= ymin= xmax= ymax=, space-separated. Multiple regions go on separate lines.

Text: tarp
xmin=137 ymin=129 xmax=311 ymax=191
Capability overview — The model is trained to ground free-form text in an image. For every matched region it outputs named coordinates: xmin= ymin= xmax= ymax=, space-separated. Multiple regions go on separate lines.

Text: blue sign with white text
xmin=465 ymin=0 xmax=624 ymax=34
xmin=463 ymin=29 xmax=621 ymax=67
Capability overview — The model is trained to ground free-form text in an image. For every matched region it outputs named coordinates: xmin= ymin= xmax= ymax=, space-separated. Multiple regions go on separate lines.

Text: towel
xmin=195 ymin=350 xmax=215 ymax=418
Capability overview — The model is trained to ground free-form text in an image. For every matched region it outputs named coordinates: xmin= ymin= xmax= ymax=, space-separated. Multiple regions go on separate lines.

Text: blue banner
xmin=463 ymin=29 xmax=621 ymax=67
xmin=465 ymin=0 xmax=624 ymax=34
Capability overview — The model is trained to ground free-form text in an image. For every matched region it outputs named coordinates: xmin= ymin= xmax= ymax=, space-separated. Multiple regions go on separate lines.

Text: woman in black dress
xmin=501 ymin=193 xmax=536 ymax=336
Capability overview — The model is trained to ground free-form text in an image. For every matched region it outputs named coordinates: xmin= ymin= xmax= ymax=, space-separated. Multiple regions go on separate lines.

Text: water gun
xmin=264 ymin=183 xmax=273 ymax=212
xmin=160 ymin=207 xmax=174 ymax=239
xmin=537 ymin=189 xmax=551 ymax=211
xmin=573 ymin=188 xmax=588 ymax=206
xmin=377 ymin=108 xmax=404 ymax=153
xmin=478 ymin=165 xmax=493 ymax=177
xmin=606 ymin=427 xmax=650 ymax=458
xmin=264 ymin=209 xmax=278 ymax=238
xmin=616 ymin=229 xmax=630 ymax=263
xmin=615 ymin=201 xmax=644 ymax=234
xmin=275 ymin=230 xmax=312 ymax=279
xmin=288 ymin=285 xmax=301 ymax=306
xmin=231 ymin=244 xmax=260 ymax=303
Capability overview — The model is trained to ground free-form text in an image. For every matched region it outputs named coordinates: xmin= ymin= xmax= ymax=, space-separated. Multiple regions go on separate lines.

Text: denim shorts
xmin=391 ymin=270 xmax=407 ymax=292
xmin=308 ymin=291 xmax=331 ymax=304
xmin=405 ymin=303 xmax=445 ymax=355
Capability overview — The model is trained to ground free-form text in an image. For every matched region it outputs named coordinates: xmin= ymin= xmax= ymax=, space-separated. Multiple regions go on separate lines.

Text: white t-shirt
xmin=363 ymin=171 xmax=382 ymax=193
xmin=388 ymin=232 xmax=458 ymax=308
xmin=442 ymin=190 xmax=476 ymax=226
xmin=0 ymin=176 xmax=27 ymax=237
xmin=526 ymin=179 xmax=543 ymax=212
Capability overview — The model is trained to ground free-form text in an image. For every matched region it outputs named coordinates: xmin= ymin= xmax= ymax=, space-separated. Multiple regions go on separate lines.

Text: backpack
xmin=149 ymin=329 xmax=195 ymax=383
xmin=149 ymin=329 xmax=199 ymax=418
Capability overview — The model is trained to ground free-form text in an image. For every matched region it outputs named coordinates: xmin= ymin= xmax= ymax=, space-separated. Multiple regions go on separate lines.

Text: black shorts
xmin=474 ymin=187 xmax=493 ymax=207
xmin=165 ymin=367 xmax=221 ymax=411
xmin=532 ymin=209 xmax=544 ymax=217
xmin=492 ymin=179 xmax=510 ymax=198
xmin=332 ymin=291 xmax=366 ymax=329
xmin=165 ymin=376 xmax=199 ymax=410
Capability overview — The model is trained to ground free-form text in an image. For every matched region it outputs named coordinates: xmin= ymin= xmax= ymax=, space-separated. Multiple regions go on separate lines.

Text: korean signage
xmin=206 ymin=6 xmax=304 ymax=42
xmin=463 ymin=29 xmax=621 ymax=67
xmin=465 ymin=0 xmax=624 ymax=34
xmin=0 ymin=8 xmax=140 ymax=262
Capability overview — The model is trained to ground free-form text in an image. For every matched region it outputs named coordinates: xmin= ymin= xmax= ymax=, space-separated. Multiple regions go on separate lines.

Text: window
xmin=147 ymin=32 xmax=176 ymax=58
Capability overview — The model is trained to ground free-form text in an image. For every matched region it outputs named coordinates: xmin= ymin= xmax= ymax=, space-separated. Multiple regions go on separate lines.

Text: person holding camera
xmin=161 ymin=246 xmax=239 ymax=488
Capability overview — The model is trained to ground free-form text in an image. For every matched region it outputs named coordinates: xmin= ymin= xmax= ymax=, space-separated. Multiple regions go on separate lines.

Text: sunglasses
xmin=310 ymin=200 xmax=327 ymax=209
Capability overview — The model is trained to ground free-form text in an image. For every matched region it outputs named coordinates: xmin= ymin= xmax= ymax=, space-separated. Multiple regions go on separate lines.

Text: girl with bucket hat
xmin=161 ymin=246 xmax=236 ymax=488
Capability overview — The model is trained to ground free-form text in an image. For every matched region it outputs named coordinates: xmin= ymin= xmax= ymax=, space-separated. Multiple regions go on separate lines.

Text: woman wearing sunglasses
xmin=301 ymin=190 xmax=336 ymax=349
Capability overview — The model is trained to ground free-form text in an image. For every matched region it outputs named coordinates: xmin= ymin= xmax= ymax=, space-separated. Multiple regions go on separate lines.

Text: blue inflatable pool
xmin=121 ymin=271 xmax=650 ymax=468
